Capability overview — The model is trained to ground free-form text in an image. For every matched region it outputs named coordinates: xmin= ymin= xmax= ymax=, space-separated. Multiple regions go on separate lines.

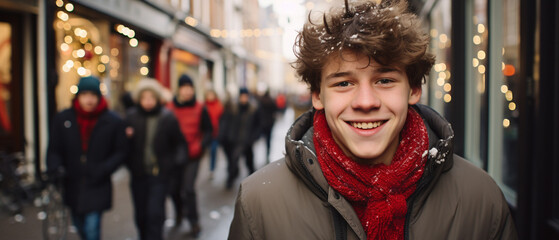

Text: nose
xmin=351 ymin=83 xmax=381 ymax=111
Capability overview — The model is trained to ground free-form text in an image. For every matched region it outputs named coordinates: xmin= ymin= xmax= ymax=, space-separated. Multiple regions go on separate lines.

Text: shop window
xmin=464 ymin=0 xmax=489 ymax=168
xmin=0 ymin=13 xmax=23 ymax=152
xmin=108 ymin=31 xmax=151 ymax=114
xmin=487 ymin=0 xmax=520 ymax=205
xmin=427 ymin=0 xmax=452 ymax=116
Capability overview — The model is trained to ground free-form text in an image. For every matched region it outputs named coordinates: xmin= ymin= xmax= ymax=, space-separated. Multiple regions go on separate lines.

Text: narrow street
xmin=0 ymin=108 xmax=296 ymax=240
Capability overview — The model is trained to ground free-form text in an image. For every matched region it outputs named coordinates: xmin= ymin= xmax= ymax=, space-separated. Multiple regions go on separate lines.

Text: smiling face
xmin=312 ymin=51 xmax=422 ymax=165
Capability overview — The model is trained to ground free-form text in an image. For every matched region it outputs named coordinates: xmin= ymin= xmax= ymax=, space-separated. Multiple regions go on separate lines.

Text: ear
xmin=311 ymin=91 xmax=324 ymax=110
xmin=408 ymin=87 xmax=422 ymax=105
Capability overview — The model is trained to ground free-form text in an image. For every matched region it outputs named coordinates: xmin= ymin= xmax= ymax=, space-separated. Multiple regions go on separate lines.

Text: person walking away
xmin=166 ymin=74 xmax=212 ymax=237
xmin=219 ymin=88 xmax=260 ymax=189
xmin=256 ymin=90 xmax=277 ymax=164
xmin=204 ymin=89 xmax=224 ymax=179
xmin=228 ymin=0 xmax=518 ymax=239
xmin=124 ymin=79 xmax=187 ymax=240
xmin=47 ymin=76 xmax=127 ymax=240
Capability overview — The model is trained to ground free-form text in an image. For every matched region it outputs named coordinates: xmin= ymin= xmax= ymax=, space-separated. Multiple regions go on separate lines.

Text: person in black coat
xmin=256 ymin=90 xmax=277 ymax=164
xmin=124 ymin=79 xmax=187 ymax=240
xmin=219 ymin=88 xmax=261 ymax=189
xmin=47 ymin=76 xmax=127 ymax=240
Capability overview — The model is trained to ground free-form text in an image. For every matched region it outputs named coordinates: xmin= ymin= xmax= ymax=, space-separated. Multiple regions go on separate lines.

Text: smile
xmin=350 ymin=120 xmax=386 ymax=130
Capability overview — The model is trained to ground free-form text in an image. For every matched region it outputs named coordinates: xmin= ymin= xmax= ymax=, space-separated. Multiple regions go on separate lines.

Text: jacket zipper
xmin=295 ymin=145 xmax=346 ymax=240
xmin=403 ymin=163 xmax=435 ymax=240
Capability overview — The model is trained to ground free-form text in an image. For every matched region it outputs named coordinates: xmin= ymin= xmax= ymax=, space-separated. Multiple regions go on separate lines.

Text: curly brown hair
xmin=293 ymin=0 xmax=435 ymax=93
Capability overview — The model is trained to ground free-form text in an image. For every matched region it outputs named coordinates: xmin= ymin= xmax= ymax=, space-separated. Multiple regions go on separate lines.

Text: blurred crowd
xmin=46 ymin=75 xmax=295 ymax=240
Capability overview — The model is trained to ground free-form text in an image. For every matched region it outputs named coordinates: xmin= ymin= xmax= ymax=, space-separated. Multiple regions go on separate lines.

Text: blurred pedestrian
xmin=166 ymin=74 xmax=212 ymax=237
xmin=124 ymin=79 xmax=187 ymax=240
xmin=47 ymin=76 xmax=127 ymax=240
xmin=256 ymin=90 xmax=277 ymax=164
xmin=204 ymin=89 xmax=224 ymax=179
xmin=229 ymin=0 xmax=517 ymax=239
xmin=219 ymin=87 xmax=260 ymax=189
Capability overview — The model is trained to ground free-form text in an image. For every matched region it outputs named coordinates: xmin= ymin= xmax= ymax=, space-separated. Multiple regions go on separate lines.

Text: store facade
xmin=413 ymin=0 xmax=559 ymax=238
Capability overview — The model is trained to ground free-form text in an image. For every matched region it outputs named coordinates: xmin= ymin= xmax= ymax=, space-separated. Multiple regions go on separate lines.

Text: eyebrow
xmin=324 ymin=66 xmax=402 ymax=80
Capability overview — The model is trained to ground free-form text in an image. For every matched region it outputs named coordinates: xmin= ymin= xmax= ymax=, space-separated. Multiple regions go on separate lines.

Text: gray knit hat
xmin=133 ymin=78 xmax=163 ymax=103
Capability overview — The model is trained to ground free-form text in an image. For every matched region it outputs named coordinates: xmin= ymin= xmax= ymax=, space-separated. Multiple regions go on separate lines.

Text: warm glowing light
xmin=140 ymin=67 xmax=149 ymax=75
xmin=445 ymin=71 xmax=451 ymax=80
xmin=65 ymin=60 xmax=74 ymax=68
xmin=129 ymin=38 xmax=138 ymax=47
xmin=503 ymin=64 xmax=516 ymax=76
xmin=64 ymin=35 xmax=73 ymax=44
xmin=111 ymin=48 xmax=119 ymax=56
xmin=70 ymin=85 xmax=78 ymax=94
xmin=472 ymin=58 xmax=479 ymax=68
xmin=210 ymin=29 xmax=221 ymax=38
xmin=444 ymin=94 xmax=452 ymax=103
xmin=94 ymin=46 xmax=103 ymax=55
xmin=63 ymin=23 xmax=71 ymax=31
xmin=77 ymin=67 xmax=87 ymax=76
xmin=77 ymin=49 xmax=85 ymax=58
xmin=508 ymin=102 xmax=516 ymax=111
xmin=477 ymin=50 xmax=486 ymax=60
xmin=98 ymin=64 xmax=106 ymax=73
xmin=71 ymin=50 xmax=79 ymax=58
xmin=502 ymin=62 xmax=505 ymax=70
xmin=503 ymin=119 xmax=510 ymax=128
xmin=438 ymin=72 xmax=446 ymax=79
xmin=56 ymin=0 xmax=64 ymax=7
xmin=100 ymin=83 xmax=108 ymax=94
xmin=185 ymin=17 xmax=198 ymax=27
xmin=254 ymin=29 xmax=261 ymax=37
xmin=116 ymin=24 xmax=125 ymax=32
xmin=57 ymin=11 xmax=69 ymax=21
xmin=478 ymin=65 xmax=486 ymax=74
xmin=435 ymin=91 xmax=443 ymax=99
xmin=100 ymin=55 xmax=110 ymax=64
xmin=473 ymin=35 xmax=481 ymax=45
xmin=430 ymin=29 xmax=438 ymax=38
xmin=65 ymin=3 xmax=74 ymax=12
xmin=62 ymin=65 xmax=72 ymax=72
xmin=439 ymin=34 xmax=448 ymax=43
xmin=84 ymin=43 xmax=93 ymax=51
xmin=60 ymin=43 xmax=70 ymax=52
xmin=140 ymin=55 xmax=149 ymax=64
xmin=437 ymin=78 xmax=445 ymax=86
xmin=443 ymin=83 xmax=452 ymax=92
xmin=477 ymin=24 xmax=485 ymax=33
xmin=73 ymin=61 xmax=81 ymax=69
xmin=500 ymin=85 xmax=508 ymax=93
xmin=502 ymin=48 xmax=505 ymax=55
xmin=506 ymin=90 xmax=513 ymax=101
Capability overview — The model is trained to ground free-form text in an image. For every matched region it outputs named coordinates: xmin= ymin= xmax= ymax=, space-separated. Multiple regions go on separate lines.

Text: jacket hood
xmin=284 ymin=104 xmax=455 ymax=209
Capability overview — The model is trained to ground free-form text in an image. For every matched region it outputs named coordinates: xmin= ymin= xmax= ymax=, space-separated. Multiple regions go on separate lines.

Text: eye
xmin=377 ymin=78 xmax=394 ymax=84
xmin=334 ymin=81 xmax=352 ymax=87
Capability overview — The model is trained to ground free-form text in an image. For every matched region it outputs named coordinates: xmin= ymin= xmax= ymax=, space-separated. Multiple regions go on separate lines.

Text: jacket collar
xmin=284 ymin=104 xmax=455 ymax=223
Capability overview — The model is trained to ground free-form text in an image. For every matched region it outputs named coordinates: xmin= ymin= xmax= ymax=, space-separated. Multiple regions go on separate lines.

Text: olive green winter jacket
xmin=228 ymin=104 xmax=517 ymax=240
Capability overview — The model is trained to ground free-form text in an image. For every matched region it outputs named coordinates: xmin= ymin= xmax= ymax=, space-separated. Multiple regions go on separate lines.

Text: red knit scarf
xmin=73 ymin=97 xmax=108 ymax=152
xmin=313 ymin=108 xmax=428 ymax=240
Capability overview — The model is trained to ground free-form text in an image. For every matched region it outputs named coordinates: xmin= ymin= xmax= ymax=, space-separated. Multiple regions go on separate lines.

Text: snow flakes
xmin=350 ymin=34 xmax=359 ymax=39
xmin=429 ymin=148 xmax=438 ymax=158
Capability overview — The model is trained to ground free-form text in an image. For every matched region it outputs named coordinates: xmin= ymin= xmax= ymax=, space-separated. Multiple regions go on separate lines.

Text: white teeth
xmin=351 ymin=121 xmax=383 ymax=129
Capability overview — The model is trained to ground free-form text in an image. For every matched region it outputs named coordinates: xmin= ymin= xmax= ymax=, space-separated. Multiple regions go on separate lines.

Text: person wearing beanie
xmin=124 ymin=78 xmax=187 ymax=240
xmin=229 ymin=0 xmax=517 ymax=239
xmin=47 ymin=76 xmax=127 ymax=240
xmin=166 ymin=74 xmax=212 ymax=237
xmin=219 ymin=87 xmax=261 ymax=189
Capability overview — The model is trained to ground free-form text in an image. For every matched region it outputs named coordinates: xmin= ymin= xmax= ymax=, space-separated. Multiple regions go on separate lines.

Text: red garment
xmin=167 ymin=102 xmax=204 ymax=159
xmin=73 ymin=97 xmax=108 ymax=152
xmin=313 ymin=108 xmax=428 ymax=240
xmin=205 ymin=99 xmax=223 ymax=137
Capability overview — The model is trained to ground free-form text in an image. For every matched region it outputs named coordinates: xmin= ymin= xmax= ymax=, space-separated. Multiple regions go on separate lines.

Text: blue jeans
xmin=209 ymin=139 xmax=219 ymax=172
xmin=72 ymin=211 xmax=102 ymax=240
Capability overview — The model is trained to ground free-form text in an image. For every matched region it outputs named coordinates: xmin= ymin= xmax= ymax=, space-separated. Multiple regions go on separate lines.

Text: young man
xmin=166 ymin=74 xmax=212 ymax=237
xmin=228 ymin=1 xmax=517 ymax=239
xmin=47 ymin=76 xmax=127 ymax=240
xmin=219 ymin=88 xmax=261 ymax=189
xmin=125 ymin=79 xmax=187 ymax=240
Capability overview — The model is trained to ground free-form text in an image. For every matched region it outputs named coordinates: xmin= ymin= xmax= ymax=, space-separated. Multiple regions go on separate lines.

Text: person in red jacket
xmin=166 ymin=74 xmax=212 ymax=237
xmin=204 ymin=89 xmax=224 ymax=179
